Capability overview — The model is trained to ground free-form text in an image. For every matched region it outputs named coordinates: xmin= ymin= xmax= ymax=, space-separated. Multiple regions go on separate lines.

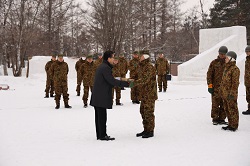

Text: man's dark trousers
xmin=94 ymin=106 xmax=107 ymax=139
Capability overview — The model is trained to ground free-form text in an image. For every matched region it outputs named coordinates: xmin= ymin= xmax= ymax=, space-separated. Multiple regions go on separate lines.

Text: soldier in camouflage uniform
xmin=75 ymin=56 xmax=86 ymax=96
xmin=119 ymin=54 xmax=128 ymax=90
xmin=220 ymin=51 xmax=240 ymax=131
xmin=131 ymin=53 xmax=158 ymax=138
xmin=128 ymin=51 xmax=140 ymax=104
xmin=207 ymin=46 xmax=228 ymax=125
xmin=80 ymin=55 xmax=96 ymax=108
xmin=112 ymin=57 xmax=122 ymax=105
xmin=44 ymin=54 xmax=56 ymax=98
xmin=94 ymin=53 xmax=103 ymax=68
xmin=50 ymin=54 xmax=72 ymax=109
xmin=242 ymin=46 xmax=250 ymax=115
xmin=155 ymin=53 xmax=170 ymax=92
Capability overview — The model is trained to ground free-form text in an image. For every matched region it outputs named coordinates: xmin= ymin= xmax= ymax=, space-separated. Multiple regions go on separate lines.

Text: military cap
xmin=58 ymin=54 xmax=64 ymax=57
xmin=218 ymin=46 xmax=228 ymax=54
xmin=226 ymin=51 xmax=237 ymax=60
xmin=133 ymin=51 xmax=139 ymax=54
xmin=86 ymin=55 xmax=93 ymax=59
xmin=245 ymin=45 xmax=250 ymax=52
xmin=139 ymin=50 xmax=150 ymax=55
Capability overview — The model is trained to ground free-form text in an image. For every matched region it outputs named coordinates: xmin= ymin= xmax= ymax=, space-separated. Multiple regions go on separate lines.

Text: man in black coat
xmin=90 ymin=50 xmax=130 ymax=141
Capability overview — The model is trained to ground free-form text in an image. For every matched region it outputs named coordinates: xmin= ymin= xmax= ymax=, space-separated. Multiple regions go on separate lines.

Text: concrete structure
xmin=178 ymin=26 xmax=247 ymax=82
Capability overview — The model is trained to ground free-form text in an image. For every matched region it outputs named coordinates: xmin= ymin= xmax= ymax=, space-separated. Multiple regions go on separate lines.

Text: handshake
xmin=115 ymin=77 xmax=135 ymax=88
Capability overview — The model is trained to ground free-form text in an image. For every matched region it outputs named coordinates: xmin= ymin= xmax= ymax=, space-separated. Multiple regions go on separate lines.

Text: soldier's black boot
xmin=116 ymin=99 xmax=123 ymax=106
xmin=242 ymin=110 xmax=250 ymax=115
xmin=65 ymin=105 xmax=72 ymax=108
xmin=222 ymin=125 xmax=237 ymax=132
xmin=50 ymin=94 xmax=54 ymax=97
xmin=55 ymin=104 xmax=60 ymax=109
xmin=44 ymin=94 xmax=49 ymax=98
xmin=132 ymin=100 xmax=140 ymax=104
xmin=77 ymin=92 xmax=80 ymax=96
xmin=84 ymin=104 xmax=88 ymax=108
xmin=142 ymin=131 xmax=154 ymax=138
xmin=159 ymin=89 xmax=162 ymax=92
xmin=163 ymin=88 xmax=167 ymax=92
xmin=136 ymin=131 xmax=146 ymax=137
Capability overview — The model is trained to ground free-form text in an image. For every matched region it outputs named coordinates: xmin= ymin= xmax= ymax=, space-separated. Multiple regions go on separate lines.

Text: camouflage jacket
xmin=206 ymin=56 xmax=225 ymax=91
xmin=220 ymin=61 xmax=240 ymax=100
xmin=75 ymin=58 xmax=85 ymax=72
xmin=135 ymin=58 xmax=158 ymax=101
xmin=112 ymin=63 xmax=121 ymax=77
xmin=245 ymin=56 xmax=250 ymax=87
xmin=94 ymin=58 xmax=103 ymax=68
xmin=155 ymin=57 xmax=170 ymax=75
xmin=128 ymin=57 xmax=140 ymax=79
xmin=45 ymin=59 xmax=55 ymax=79
xmin=119 ymin=57 xmax=128 ymax=76
xmin=50 ymin=60 xmax=69 ymax=85
xmin=80 ymin=61 xmax=96 ymax=86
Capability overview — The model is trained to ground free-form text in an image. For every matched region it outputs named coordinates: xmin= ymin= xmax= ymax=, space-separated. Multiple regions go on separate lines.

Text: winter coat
xmin=128 ymin=57 xmax=140 ymax=79
xmin=45 ymin=59 xmax=55 ymax=80
xmin=135 ymin=58 xmax=158 ymax=101
xmin=94 ymin=58 xmax=103 ymax=68
xmin=245 ymin=56 xmax=250 ymax=87
xmin=90 ymin=60 xmax=129 ymax=109
xmin=220 ymin=61 xmax=240 ymax=100
xmin=119 ymin=57 xmax=128 ymax=76
xmin=50 ymin=60 xmax=69 ymax=86
xmin=155 ymin=57 xmax=170 ymax=75
xmin=112 ymin=63 xmax=121 ymax=77
xmin=207 ymin=56 xmax=225 ymax=92
xmin=75 ymin=58 xmax=85 ymax=72
xmin=80 ymin=61 xmax=96 ymax=86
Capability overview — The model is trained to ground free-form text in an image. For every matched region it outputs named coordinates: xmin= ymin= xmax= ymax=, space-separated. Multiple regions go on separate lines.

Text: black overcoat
xmin=90 ymin=60 xmax=129 ymax=109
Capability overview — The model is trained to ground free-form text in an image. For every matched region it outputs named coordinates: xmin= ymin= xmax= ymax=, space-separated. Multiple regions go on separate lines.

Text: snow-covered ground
xmin=0 ymin=56 xmax=250 ymax=166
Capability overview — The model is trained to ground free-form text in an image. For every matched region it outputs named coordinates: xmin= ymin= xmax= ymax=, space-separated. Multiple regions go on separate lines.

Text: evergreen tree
xmin=209 ymin=0 xmax=250 ymax=44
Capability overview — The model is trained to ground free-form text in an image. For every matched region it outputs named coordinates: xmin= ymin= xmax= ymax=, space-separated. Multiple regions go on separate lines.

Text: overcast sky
xmin=76 ymin=0 xmax=216 ymax=14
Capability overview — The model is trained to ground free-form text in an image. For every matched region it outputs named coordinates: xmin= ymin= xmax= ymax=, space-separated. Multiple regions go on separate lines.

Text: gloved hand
xmin=129 ymin=81 xmax=134 ymax=88
xmin=227 ymin=95 xmax=234 ymax=100
xmin=208 ymin=84 xmax=214 ymax=94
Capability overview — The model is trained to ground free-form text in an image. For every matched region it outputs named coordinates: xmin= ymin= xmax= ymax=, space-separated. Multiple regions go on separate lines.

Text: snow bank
xmin=178 ymin=26 xmax=247 ymax=82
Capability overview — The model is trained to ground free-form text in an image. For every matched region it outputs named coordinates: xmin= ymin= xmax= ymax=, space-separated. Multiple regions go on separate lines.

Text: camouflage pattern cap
xmin=86 ymin=55 xmax=93 ymax=59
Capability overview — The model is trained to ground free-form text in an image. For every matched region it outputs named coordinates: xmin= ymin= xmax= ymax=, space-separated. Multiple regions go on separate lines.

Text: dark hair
xmin=103 ymin=50 xmax=114 ymax=61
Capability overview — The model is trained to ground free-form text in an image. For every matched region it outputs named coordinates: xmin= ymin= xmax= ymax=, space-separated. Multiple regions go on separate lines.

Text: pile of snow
xmin=0 ymin=56 xmax=250 ymax=166
xmin=178 ymin=26 xmax=247 ymax=82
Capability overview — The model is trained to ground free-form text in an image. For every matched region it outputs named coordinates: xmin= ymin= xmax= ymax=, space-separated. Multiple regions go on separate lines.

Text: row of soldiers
xmin=45 ymin=51 xmax=170 ymax=109
xmin=206 ymin=45 xmax=250 ymax=132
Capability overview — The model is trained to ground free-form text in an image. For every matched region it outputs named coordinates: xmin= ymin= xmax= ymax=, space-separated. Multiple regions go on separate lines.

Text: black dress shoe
xmin=136 ymin=131 xmax=146 ymax=137
xmin=50 ymin=94 xmax=54 ymax=97
xmin=142 ymin=132 xmax=154 ymax=138
xmin=116 ymin=102 xmax=123 ymax=106
xmin=99 ymin=135 xmax=115 ymax=141
xmin=55 ymin=105 xmax=60 ymax=109
xmin=242 ymin=110 xmax=250 ymax=115
xmin=132 ymin=100 xmax=140 ymax=104
xmin=44 ymin=95 xmax=49 ymax=98
xmin=84 ymin=104 xmax=88 ymax=108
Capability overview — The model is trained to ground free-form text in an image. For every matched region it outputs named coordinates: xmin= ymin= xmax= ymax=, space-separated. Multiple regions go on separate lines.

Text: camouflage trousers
xmin=45 ymin=78 xmax=54 ymax=96
xmin=76 ymin=74 xmax=82 ymax=95
xmin=54 ymin=84 xmax=69 ymax=106
xmin=82 ymin=86 xmax=93 ymax=104
xmin=211 ymin=93 xmax=226 ymax=121
xmin=222 ymin=98 xmax=239 ymax=129
xmin=157 ymin=75 xmax=167 ymax=91
xmin=246 ymin=86 xmax=250 ymax=109
xmin=131 ymin=86 xmax=139 ymax=101
xmin=140 ymin=100 xmax=155 ymax=132
xmin=112 ymin=87 xmax=121 ymax=103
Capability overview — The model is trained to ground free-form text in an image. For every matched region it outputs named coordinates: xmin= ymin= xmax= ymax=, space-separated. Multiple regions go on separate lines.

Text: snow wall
xmin=178 ymin=26 xmax=247 ymax=82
